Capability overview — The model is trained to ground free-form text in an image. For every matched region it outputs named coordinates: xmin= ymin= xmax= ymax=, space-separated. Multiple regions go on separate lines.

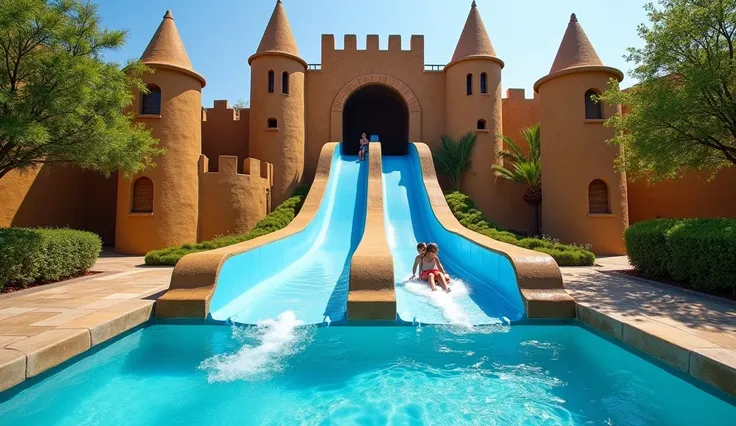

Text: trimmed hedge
xmin=625 ymin=218 xmax=736 ymax=296
xmin=445 ymin=191 xmax=596 ymax=266
xmin=145 ymin=186 xmax=310 ymax=266
xmin=0 ymin=228 xmax=102 ymax=290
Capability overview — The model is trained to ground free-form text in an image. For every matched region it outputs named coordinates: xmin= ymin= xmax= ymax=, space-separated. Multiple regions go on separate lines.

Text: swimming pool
xmin=1 ymin=320 xmax=734 ymax=425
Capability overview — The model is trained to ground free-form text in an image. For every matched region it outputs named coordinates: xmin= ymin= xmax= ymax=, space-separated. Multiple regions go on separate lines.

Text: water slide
xmin=207 ymin=146 xmax=367 ymax=325
xmin=382 ymin=144 xmax=526 ymax=325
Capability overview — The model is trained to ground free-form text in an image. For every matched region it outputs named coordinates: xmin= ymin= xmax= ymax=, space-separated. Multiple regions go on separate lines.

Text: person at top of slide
xmin=413 ymin=242 xmax=451 ymax=292
xmin=358 ymin=133 xmax=369 ymax=161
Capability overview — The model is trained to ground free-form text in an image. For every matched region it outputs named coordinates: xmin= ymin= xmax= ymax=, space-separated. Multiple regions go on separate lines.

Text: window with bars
xmin=140 ymin=85 xmax=161 ymax=115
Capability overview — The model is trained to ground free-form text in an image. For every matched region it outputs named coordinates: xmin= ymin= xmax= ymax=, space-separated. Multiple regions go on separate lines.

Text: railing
xmin=306 ymin=63 xmax=445 ymax=71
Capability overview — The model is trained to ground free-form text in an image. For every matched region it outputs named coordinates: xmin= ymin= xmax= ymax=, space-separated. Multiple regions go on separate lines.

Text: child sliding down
xmin=412 ymin=242 xmax=451 ymax=292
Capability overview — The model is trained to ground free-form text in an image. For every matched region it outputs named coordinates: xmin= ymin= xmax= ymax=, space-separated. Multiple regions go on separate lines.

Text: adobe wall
xmin=627 ymin=168 xmax=736 ymax=223
xmin=116 ymin=68 xmax=202 ymax=255
xmin=494 ymin=88 xmax=542 ymax=232
xmin=303 ymin=35 xmax=445 ymax=180
xmin=0 ymin=164 xmax=117 ymax=244
xmin=198 ymin=155 xmax=273 ymax=241
xmin=201 ymin=100 xmax=250 ymax=172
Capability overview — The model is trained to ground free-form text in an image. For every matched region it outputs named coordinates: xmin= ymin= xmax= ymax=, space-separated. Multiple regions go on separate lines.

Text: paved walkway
xmin=563 ymin=256 xmax=736 ymax=397
xmin=0 ymin=249 xmax=172 ymax=391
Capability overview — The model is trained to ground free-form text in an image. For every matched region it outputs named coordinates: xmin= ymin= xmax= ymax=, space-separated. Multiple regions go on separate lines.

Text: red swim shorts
xmin=420 ymin=269 xmax=441 ymax=280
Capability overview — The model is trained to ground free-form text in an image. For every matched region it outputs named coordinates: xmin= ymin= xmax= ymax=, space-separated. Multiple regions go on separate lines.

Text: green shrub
xmin=626 ymin=218 xmax=736 ymax=295
xmin=145 ymin=186 xmax=310 ymax=266
xmin=624 ymin=219 xmax=681 ymax=278
xmin=444 ymin=191 xmax=596 ymax=266
xmin=0 ymin=228 xmax=101 ymax=290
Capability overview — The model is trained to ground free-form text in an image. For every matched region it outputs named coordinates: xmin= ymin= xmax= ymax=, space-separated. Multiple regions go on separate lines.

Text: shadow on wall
xmin=9 ymin=163 xmax=117 ymax=244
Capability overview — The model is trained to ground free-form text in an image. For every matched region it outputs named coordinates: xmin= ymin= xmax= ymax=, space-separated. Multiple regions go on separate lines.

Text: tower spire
xmin=140 ymin=10 xmax=205 ymax=86
xmin=548 ymin=13 xmax=603 ymax=74
xmin=250 ymin=0 xmax=301 ymax=64
xmin=450 ymin=1 xmax=500 ymax=65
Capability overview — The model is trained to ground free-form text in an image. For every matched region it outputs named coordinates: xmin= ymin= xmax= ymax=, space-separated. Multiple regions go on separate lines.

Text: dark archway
xmin=342 ymin=84 xmax=409 ymax=155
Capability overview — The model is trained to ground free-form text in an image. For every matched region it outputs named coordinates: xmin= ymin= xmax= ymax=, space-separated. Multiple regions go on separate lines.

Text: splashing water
xmin=198 ymin=311 xmax=314 ymax=383
xmin=400 ymin=274 xmax=473 ymax=329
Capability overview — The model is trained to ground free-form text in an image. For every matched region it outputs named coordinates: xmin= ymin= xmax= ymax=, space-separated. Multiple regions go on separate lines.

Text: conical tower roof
xmin=140 ymin=10 xmax=205 ymax=87
xmin=248 ymin=0 xmax=305 ymax=66
xmin=448 ymin=1 xmax=503 ymax=68
xmin=534 ymin=14 xmax=622 ymax=91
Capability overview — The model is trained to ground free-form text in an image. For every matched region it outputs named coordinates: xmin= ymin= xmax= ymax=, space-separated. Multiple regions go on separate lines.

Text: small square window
xmin=267 ymin=118 xmax=278 ymax=128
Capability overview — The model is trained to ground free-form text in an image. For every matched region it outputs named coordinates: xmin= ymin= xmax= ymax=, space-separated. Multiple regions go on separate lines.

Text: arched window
xmin=268 ymin=70 xmax=275 ymax=93
xmin=282 ymin=72 xmax=289 ymax=94
xmin=140 ymin=85 xmax=161 ymax=115
xmin=588 ymin=179 xmax=610 ymax=214
xmin=477 ymin=119 xmax=487 ymax=130
xmin=132 ymin=177 xmax=153 ymax=213
xmin=267 ymin=118 xmax=278 ymax=128
xmin=585 ymin=89 xmax=602 ymax=119
xmin=480 ymin=72 xmax=488 ymax=94
xmin=466 ymin=74 xmax=473 ymax=96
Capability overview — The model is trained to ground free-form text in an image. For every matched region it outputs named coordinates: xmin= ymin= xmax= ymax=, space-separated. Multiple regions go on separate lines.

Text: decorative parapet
xmin=197 ymin=155 xmax=273 ymax=242
xmin=320 ymin=34 xmax=424 ymax=70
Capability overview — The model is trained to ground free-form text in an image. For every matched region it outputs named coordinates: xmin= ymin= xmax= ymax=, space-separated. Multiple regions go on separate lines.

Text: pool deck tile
xmin=564 ymin=256 xmax=736 ymax=397
xmin=7 ymin=329 xmax=90 ymax=377
xmin=0 ymin=349 xmax=25 ymax=391
xmin=0 ymin=250 xmax=171 ymax=391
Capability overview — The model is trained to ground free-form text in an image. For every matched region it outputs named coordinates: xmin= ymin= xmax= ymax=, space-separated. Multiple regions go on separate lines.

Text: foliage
xmin=433 ymin=132 xmax=477 ymax=190
xmin=492 ymin=124 xmax=542 ymax=188
xmin=625 ymin=218 xmax=736 ymax=296
xmin=232 ymin=99 xmax=249 ymax=119
xmin=0 ymin=0 xmax=162 ymax=180
xmin=0 ymin=227 xmax=101 ymax=289
xmin=444 ymin=191 xmax=595 ymax=266
xmin=492 ymin=123 xmax=543 ymax=234
xmin=145 ymin=186 xmax=310 ymax=266
xmin=600 ymin=0 xmax=736 ymax=182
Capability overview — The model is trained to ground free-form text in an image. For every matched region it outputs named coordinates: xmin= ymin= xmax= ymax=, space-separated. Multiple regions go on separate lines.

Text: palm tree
xmin=492 ymin=124 xmax=542 ymax=234
xmin=433 ymin=132 xmax=477 ymax=191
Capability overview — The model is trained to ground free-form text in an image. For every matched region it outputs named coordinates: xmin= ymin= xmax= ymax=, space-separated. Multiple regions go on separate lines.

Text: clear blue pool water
xmin=1 ymin=320 xmax=734 ymax=425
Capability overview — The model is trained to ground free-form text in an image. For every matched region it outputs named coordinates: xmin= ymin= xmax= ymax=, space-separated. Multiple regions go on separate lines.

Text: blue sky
xmin=98 ymin=0 xmax=650 ymax=107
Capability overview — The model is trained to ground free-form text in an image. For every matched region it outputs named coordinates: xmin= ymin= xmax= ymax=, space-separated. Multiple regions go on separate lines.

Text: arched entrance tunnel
xmin=342 ymin=84 xmax=409 ymax=156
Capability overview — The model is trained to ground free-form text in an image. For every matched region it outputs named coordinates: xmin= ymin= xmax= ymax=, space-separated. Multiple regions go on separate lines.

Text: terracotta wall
xmin=116 ymin=68 xmax=202 ymax=255
xmin=498 ymin=88 xmax=542 ymax=232
xmin=198 ymin=155 xmax=273 ymax=241
xmin=538 ymin=71 xmax=629 ymax=254
xmin=628 ymin=168 xmax=736 ymax=223
xmin=303 ymin=35 xmax=446 ymax=181
xmin=0 ymin=164 xmax=117 ymax=244
xmin=201 ymin=101 xmax=249 ymax=172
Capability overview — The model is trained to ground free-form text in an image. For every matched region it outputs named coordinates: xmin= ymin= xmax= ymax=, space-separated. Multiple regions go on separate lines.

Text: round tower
xmin=534 ymin=13 xmax=628 ymax=254
xmin=445 ymin=1 xmax=505 ymax=220
xmin=249 ymin=0 xmax=306 ymax=207
xmin=115 ymin=10 xmax=206 ymax=255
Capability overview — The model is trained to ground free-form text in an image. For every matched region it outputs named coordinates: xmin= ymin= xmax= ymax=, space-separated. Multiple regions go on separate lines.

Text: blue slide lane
xmin=382 ymin=145 xmax=526 ymax=325
xmin=209 ymin=147 xmax=367 ymax=325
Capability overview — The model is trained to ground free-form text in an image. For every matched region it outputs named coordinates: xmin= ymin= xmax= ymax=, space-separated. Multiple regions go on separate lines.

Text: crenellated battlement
xmin=319 ymin=34 xmax=424 ymax=70
xmin=198 ymin=155 xmax=272 ymax=182
xmin=198 ymin=154 xmax=274 ymax=241
xmin=503 ymin=88 xmax=539 ymax=101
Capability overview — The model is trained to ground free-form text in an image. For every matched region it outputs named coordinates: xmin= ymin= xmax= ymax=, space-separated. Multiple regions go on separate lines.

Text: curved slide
xmin=382 ymin=144 xmax=527 ymax=325
xmin=206 ymin=146 xmax=367 ymax=325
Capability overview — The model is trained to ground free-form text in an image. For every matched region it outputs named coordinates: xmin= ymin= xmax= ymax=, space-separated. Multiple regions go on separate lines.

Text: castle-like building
xmin=1 ymin=1 xmax=734 ymax=255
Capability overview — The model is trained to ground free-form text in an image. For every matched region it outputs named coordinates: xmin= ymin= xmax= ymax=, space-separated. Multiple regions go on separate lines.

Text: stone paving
xmin=563 ymin=256 xmax=736 ymax=397
xmin=0 ymin=249 xmax=172 ymax=391
xmin=1 ymin=250 xmax=734 ymax=399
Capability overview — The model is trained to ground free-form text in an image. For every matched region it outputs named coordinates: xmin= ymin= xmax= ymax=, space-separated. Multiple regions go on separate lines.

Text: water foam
xmin=400 ymin=274 xmax=473 ymax=329
xmin=199 ymin=311 xmax=313 ymax=383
